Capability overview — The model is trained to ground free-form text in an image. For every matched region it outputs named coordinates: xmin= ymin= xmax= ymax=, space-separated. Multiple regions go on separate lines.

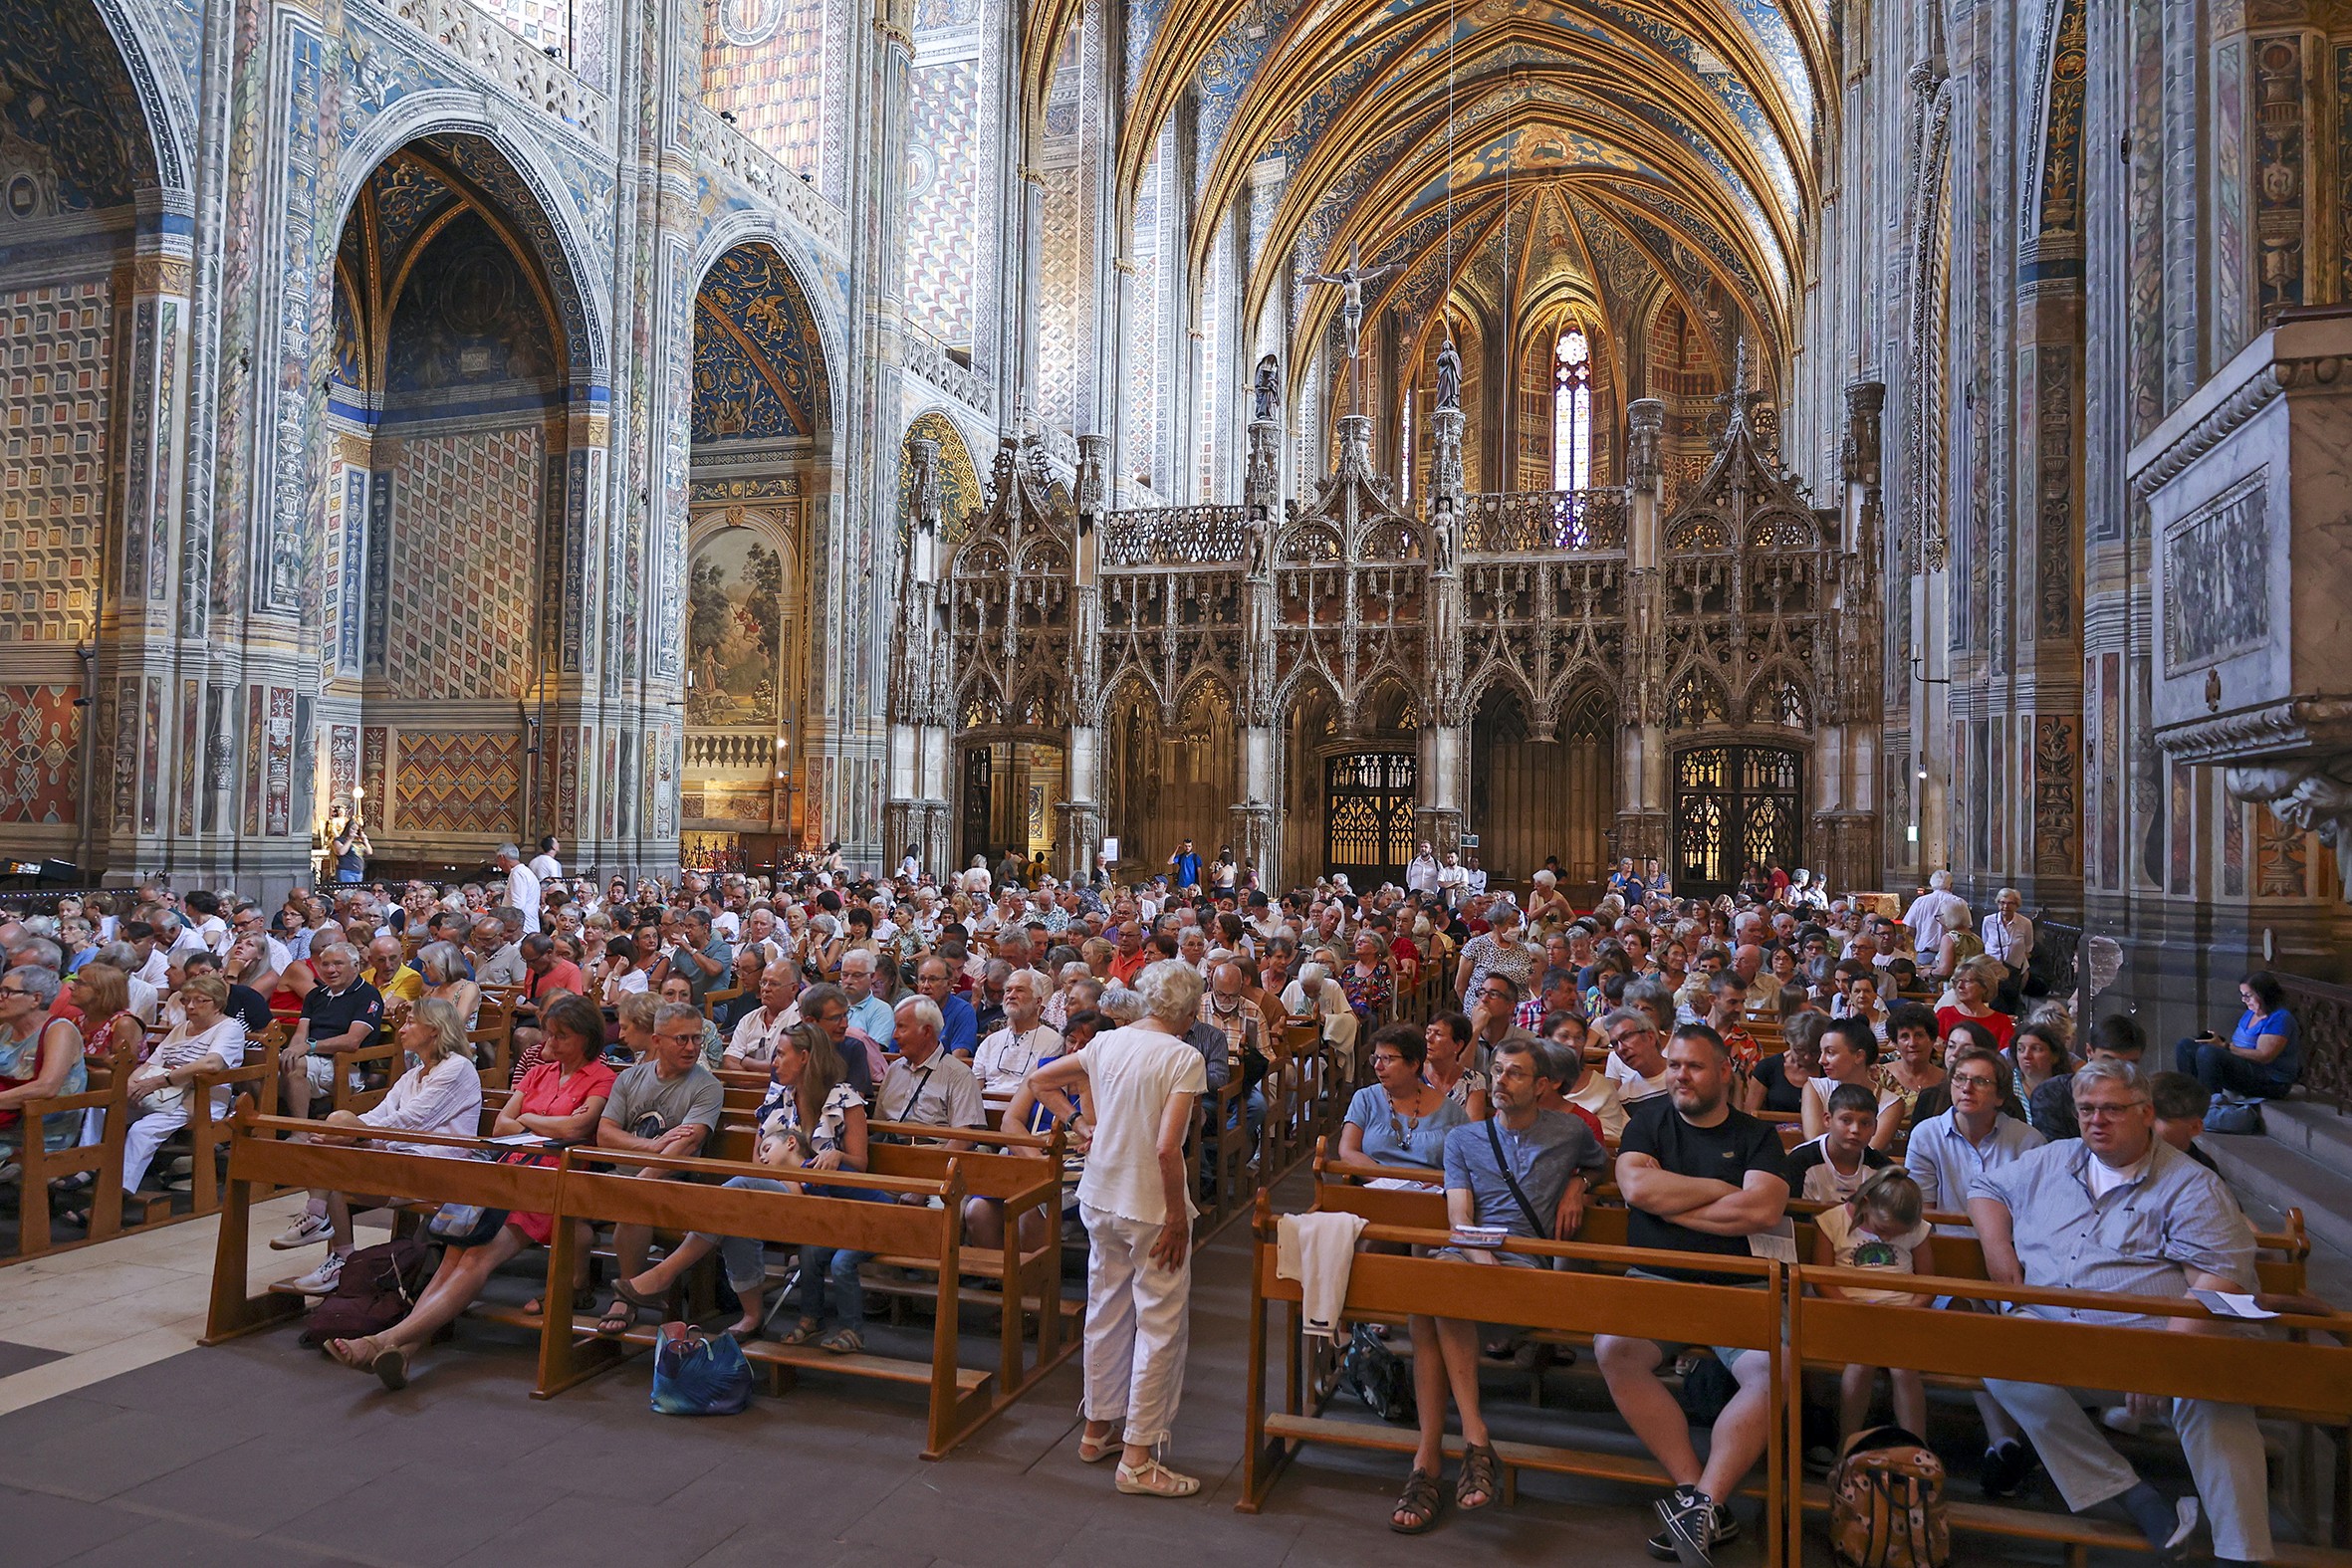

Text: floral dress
xmin=1339 ymin=961 xmax=1393 ymax=1021
xmin=754 ymin=1077 xmax=864 ymax=1159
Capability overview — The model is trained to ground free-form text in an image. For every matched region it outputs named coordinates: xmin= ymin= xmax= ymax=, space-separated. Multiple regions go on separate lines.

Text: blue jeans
xmin=690 ymin=1174 xmax=873 ymax=1326
xmin=2174 ymin=1036 xmax=2293 ymax=1099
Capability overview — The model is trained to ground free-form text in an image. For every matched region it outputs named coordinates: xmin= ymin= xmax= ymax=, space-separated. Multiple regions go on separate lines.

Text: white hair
xmin=1132 ymin=958 xmax=1204 ymax=1027
xmin=892 ymin=995 xmax=943 ymax=1035
xmin=1929 ymin=869 xmax=1952 ymax=890
xmin=1098 ymin=986 xmax=1146 ymax=1023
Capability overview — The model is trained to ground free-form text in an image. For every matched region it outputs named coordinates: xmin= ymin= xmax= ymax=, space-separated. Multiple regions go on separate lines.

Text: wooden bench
xmin=1783 ymin=1263 xmax=2352 ymax=1566
xmin=1238 ymin=1190 xmax=1788 ymax=1540
xmin=541 ymin=1144 xmax=1018 ymax=1456
xmin=10 ymin=1037 xmax=132 ymax=1257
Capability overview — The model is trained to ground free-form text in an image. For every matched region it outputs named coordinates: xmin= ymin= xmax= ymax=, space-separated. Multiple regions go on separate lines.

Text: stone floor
xmin=0 ymin=1192 xmax=2177 ymax=1568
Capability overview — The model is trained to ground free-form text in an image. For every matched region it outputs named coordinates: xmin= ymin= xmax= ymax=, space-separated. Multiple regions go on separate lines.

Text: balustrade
xmin=686 ymin=102 xmax=848 ymax=250
xmin=382 ymin=0 xmax=608 ymax=140
xmin=685 ymin=733 xmax=780 ymax=772
xmin=1459 ymin=487 xmax=1629 ymax=554
xmin=1101 ymin=505 xmax=1250 ymax=567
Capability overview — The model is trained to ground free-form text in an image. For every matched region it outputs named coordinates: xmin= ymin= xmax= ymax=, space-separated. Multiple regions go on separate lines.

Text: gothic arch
xmin=1667 ymin=663 xmax=1732 ymax=729
xmin=1742 ymin=663 xmax=1814 ymax=732
xmin=333 ymin=112 xmax=609 ymax=383
xmin=81 ymin=0 xmax=191 ymax=200
xmin=902 ymin=408 xmax=986 ymax=540
xmin=690 ymin=210 xmax=851 ymax=415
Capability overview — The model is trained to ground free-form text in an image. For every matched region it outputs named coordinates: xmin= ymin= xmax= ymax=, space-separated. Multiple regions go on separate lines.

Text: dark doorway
xmin=1324 ymin=751 xmax=1417 ymax=887
xmin=959 ymin=745 xmax=993 ymax=870
xmin=1672 ymin=745 xmax=1803 ymax=897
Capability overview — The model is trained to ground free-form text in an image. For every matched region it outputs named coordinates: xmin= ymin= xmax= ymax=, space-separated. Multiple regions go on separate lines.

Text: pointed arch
xmin=1667 ymin=664 xmax=1732 ymax=729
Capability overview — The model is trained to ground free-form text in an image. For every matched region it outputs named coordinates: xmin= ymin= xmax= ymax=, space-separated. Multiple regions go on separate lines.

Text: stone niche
xmin=2132 ymin=307 xmax=2352 ymax=897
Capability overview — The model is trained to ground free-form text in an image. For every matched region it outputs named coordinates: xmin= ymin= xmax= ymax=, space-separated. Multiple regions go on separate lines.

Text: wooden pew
xmin=11 ymin=1037 xmax=133 ymax=1256
xmin=1237 ymin=1191 xmax=1787 ymax=1543
xmin=1782 ymin=1265 xmax=2352 ymax=1567
xmin=540 ymin=1145 xmax=1014 ymax=1457
xmin=202 ymin=1109 xmax=569 ymax=1348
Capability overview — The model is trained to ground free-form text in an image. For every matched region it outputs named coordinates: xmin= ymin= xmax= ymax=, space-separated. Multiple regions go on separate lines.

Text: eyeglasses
xmin=1950 ymin=1073 xmax=1999 ymax=1091
xmin=2076 ymin=1101 xmax=2142 ymax=1120
xmin=0 ymin=987 xmax=31 ymax=1000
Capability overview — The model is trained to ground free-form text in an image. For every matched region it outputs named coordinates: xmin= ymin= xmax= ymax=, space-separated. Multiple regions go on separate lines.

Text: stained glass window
xmin=1552 ymin=329 xmax=1592 ymax=491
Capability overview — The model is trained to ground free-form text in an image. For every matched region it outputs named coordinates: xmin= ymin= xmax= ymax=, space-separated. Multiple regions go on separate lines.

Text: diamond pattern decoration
xmin=905 ymin=58 xmax=981 ymax=347
xmin=386 ymin=426 xmax=544 ymax=698
xmin=0 ymin=683 xmax=80 ymax=823
xmin=0 ymin=280 xmax=111 ymax=643
xmin=394 ymin=730 xmax=522 ymax=836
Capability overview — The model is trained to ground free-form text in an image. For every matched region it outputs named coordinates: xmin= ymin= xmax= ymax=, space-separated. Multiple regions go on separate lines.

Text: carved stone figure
xmin=1435 ymin=336 xmax=1461 ymax=412
xmin=1303 ymin=247 xmax=1404 ymax=363
xmin=1253 ymin=355 xmax=1281 ymax=423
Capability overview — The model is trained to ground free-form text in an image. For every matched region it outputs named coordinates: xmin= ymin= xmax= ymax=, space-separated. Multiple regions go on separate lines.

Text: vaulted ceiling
xmin=1030 ymin=0 xmax=1832 ymax=393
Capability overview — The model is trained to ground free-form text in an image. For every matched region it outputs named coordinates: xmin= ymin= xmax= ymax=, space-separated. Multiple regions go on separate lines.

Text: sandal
xmin=778 ymin=1317 xmax=823 ymax=1346
xmin=327 ymin=1334 xmax=384 ymax=1372
xmin=1076 ymin=1429 xmax=1119 ymax=1464
xmin=1456 ymin=1442 xmax=1501 ymax=1510
xmin=521 ymin=1287 xmax=597 ymax=1318
xmin=1390 ymin=1467 xmax=1443 ymax=1533
xmin=608 ymin=1276 xmax=668 ymax=1314
xmin=369 ymin=1343 xmax=408 ymax=1392
xmin=593 ymin=1296 xmax=637 ymax=1337
xmin=819 ymin=1326 xmax=862 ymax=1355
xmin=1114 ymin=1456 xmax=1201 ymax=1498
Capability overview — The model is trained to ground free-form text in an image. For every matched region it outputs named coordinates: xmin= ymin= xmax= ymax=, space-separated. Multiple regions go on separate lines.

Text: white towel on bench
xmin=1277 ymin=1211 xmax=1368 ymax=1341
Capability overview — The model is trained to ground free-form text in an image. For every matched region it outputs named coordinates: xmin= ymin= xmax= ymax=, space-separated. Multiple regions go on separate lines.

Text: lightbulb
xmin=353 ymin=785 xmax=365 ymax=798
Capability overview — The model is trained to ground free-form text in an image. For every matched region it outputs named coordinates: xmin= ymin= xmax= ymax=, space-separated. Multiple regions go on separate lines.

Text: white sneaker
xmin=292 ymin=1250 xmax=350 ymax=1294
xmin=272 ymin=1213 xmax=335 ymax=1250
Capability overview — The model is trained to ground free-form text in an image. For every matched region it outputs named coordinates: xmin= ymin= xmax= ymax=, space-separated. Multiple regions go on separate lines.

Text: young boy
xmin=1812 ymin=1167 xmax=1936 ymax=1441
xmin=1785 ymin=1081 xmax=1891 ymax=1203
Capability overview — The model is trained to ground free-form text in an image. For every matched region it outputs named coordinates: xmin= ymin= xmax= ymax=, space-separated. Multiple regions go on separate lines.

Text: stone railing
xmin=687 ymin=103 xmax=848 ymax=251
xmin=1101 ymin=504 xmax=1249 ymax=567
xmin=383 ymin=0 xmax=608 ymax=141
xmin=685 ymin=732 xmax=777 ymax=771
xmin=1459 ymin=487 xmax=1630 ymax=554
xmin=2278 ymin=970 xmax=2352 ymax=1115
xmin=905 ymin=325 xmax=993 ymax=417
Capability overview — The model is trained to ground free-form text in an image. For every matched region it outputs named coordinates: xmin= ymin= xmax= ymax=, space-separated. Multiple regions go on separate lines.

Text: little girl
xmin=1811 ymin=1166 xmax=1937 ymax=1441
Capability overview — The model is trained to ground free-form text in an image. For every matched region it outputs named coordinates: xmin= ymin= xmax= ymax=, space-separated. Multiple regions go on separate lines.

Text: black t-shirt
xmin=223 ymin=983 xmax=274 ymax=1036
xmin=1750 ymin=1054 xmax=1806 ymax=1115
xmin=300 ymin=981 xmax=383 ymax=1052
xmin=1619 ymin=1097 xmax=1789 ymax=1284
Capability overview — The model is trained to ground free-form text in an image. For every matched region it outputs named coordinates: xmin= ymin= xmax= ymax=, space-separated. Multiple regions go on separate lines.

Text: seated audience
xmin=1969 ymin=1058 xmax=2273 ymax=1565
xmin=1596 ymin=1023 xmax=1790 ymax=1565
xmin=288 ymin=997 xmax=486 ymax=1293
xmin=1601 ymin=1006 xmax=1674 ymax=1105
xmin=1801 ymin=1018 xmax=1902 ymax=1149
xmin=1744 ymin=1011 xmax=1820 ymax=1115
xmin=592 ymin=1002 xmax=727 ymax=1335
xmin=1936 ymin=957 xmax=2014 ymax=1049
xmin=1877 ymin=1002 xmax=1949 ymax=1128
xmin=1340 ymin=1022 xmax=1467 ymax=1170
xmin=277 ymin=942 xmax=382 ymax=1126
xmin=2030 ymin=1012 xmax=2145 ymax=1141
xmin=0 ymin=966 xmax=85 ymax=1168
xmin=723 ymin=965 xmax=803 ymax=1069
xmin=973 ymin=968 xmax=1063 ymax=1095
xmin=1810 ymin=1167 xmax=1935 ymax=1445
xmin=1784 ymin=1081 xmax=1891 ymax=1202
xmin=1421 ymin=1011 xmax=1489 ymax=1119
xmin=875 ymin=996 xmax=985 ymax=1143
xmin=323 ymin=992 xmax=613 ymax=1390
xmin=118 ymin=974 xmax=247 ymax=1198
xmin=2175 ymin=970 xmax=2301 ymax=1101
xmin=1903 ymin=1041 xmax=2045 ymax=1226
xmin=1388 ymin=1036 xmax=1606 ymax=1532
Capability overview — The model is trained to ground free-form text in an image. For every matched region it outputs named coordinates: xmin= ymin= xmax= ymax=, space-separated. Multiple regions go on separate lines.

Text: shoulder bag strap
xmin=1485 ymin=1116 xmax=1551 ymax=1240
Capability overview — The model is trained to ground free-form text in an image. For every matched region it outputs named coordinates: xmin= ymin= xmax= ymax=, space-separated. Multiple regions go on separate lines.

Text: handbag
xmin=424 ymin=1202 xmax=509 ymax=1247
xmin=650 ymin=1321 xmax=754 ymax=1416
xmin=1338 ymin=1323 xmax=1414 ymax=1424
xmin=2205 ymin=1094 xmax=2265 ymax=1136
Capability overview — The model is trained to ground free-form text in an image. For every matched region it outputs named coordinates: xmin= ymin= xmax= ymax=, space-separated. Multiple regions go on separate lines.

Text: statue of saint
xmin=1253 ymin=355 xmax=1281 ymax=423
xmin=1435 ymin=336 xmax=1461 ymax=412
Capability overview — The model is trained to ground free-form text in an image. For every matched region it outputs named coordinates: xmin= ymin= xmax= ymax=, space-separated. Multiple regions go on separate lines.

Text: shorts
xmin=301 ymin=1055 xmax=366 ymax=1095
xmin=1618 ymin=1265 xmax=1766 ymax=1371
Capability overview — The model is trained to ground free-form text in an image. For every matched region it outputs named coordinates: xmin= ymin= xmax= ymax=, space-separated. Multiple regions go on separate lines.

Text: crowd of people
xmin=0 ymin=841 xmax=2319 ymax=1563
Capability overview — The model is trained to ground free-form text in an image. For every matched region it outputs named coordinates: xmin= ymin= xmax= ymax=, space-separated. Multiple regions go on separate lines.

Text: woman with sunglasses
xmin=1341 ymin=1022 xmax=1466 ymax=1172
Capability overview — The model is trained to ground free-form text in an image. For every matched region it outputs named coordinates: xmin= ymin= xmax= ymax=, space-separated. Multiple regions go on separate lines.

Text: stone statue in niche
xmin=1435 ymin=335 xmax=1461 ymax=411
xmin=1253 ymin=354 xmax=1280 ymax=422
xmin=1244 ymin=509 xmax=1269 ymax=577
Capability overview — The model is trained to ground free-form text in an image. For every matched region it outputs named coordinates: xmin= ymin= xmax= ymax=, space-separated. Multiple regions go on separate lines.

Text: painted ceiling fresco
xmin=692 ymin=243 xmax=829 ymax=442
xmin=0 ymin=0 xmax=158 ymax=212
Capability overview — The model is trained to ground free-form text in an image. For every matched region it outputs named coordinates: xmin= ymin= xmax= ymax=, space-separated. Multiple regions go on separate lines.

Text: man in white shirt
xmin=878 ymin=998 xmax=986 ymax=1143
xmin=972 ymin=969 xmax=1063 ymax=1095
xmin=528 ymin=835 xmax=565 ymax=885
xmin=1981 ymin=887 xmax=2033 ymax=972
xmin=1022 ymin=959 xmax=1207 ymax=1497
xmin=1405 ymin=841 xmax=1440 ymax=897
xmin=722 ymin=967 xmax=803 ymax=1068
xmin=1464 ymin=853 xmax=1489 ymax=897
xmin=1600 ymin=1008 xmax=1674 ymax=1104
xmin=1900 ymin=869 xmax=1970 ymax=959
xmin=1435 ymin=851 xmax=1471 ymax=909
xmin=497 ymin=843 xmax=543 ymax=934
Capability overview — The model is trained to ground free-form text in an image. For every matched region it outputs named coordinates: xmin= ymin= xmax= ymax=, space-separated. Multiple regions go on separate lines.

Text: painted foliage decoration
xmin=693 ymin=244 xmax=826 ymax=440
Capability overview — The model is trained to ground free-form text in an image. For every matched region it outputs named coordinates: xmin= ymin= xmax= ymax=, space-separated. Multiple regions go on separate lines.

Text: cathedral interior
xmin=2 ymin=0 xmax=2350 ymax=1034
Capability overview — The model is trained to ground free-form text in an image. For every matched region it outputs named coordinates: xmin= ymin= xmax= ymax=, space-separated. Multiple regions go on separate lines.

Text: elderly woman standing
xmin=289 ymin=996 xmax=484 ymax=1295
xmin=1028 ymin=959 xmax=1209 ymax=1498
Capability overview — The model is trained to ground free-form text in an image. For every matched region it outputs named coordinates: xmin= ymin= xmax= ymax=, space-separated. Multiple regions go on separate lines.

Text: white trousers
xmin=1080 ymin=1202 xmax=1193 ymax=1449
xmin=120 ymin=1104 xmax=190 ymax=1194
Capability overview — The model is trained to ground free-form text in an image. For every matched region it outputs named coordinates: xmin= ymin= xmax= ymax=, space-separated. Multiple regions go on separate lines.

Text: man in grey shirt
xmin=1387 ymin=1039 xmax=1605 ymax=1533
xmin=594 ymin=1003 xmax=725 ymax=1335
xmin=1969 ymin=1058 xmax=2268 ymax=1565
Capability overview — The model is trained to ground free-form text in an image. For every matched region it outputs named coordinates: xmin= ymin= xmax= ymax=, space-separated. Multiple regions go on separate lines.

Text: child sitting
xmin=1811 ymin=1166 xmax=1936 ymax=1442
xmin=1785 ymin=1080 xmax=1891 ymax=1203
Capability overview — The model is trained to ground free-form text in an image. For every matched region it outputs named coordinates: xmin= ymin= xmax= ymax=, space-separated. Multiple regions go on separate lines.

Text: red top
xmin=1936 ymin=1005 xmax=2014 ymax=1050
xmin=527 ymin=960 xmax=586 ymax=1002
xmin=513 ymin=1056 xmax=618 ymax=1120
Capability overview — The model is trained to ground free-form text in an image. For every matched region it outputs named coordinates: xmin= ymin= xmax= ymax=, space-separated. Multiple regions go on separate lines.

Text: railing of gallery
xmin=1459 ymin=487 xmax=1630 ymax=554
xmin=1100 ymin=505 xmax=1250 ymax=567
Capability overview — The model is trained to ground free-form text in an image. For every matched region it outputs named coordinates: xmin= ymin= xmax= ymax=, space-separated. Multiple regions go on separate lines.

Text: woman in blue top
xmin=2176 ymin=970 xmax=2302 ymax=1099
xmin=1340 ymin=1023 xmax=1467 ymax=1172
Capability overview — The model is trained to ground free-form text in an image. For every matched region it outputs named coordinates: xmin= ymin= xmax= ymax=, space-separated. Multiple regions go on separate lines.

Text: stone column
xmin=1238 ymin=415 xmax=1282 ymax=884
xmin=1814 ymin=381 xmax=1886 ymax=891
xmin=1616 ymin=397 xmax=1670 ymax=866
xmin=886 ymin=434 xmax=952 ymax=877
xmin=1415 ymin=403 xmax=1467 ymax=853
xmin=1056 ymin=434 xmax=1107 ymax=880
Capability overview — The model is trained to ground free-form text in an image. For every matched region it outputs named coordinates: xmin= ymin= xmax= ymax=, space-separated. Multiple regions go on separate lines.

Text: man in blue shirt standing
xmin=1168 ymin=837 xmax=1202 ymax=891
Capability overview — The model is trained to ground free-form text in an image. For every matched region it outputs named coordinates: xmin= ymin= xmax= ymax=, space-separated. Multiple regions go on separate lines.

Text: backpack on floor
xmin=1829 ymin=1425 xmax=1949 ymax=1568
xmin=1338 ymin=1323 xmax=1414 ymax=1424
xmin=300 ymin=1237 xmax=432 ymax=1347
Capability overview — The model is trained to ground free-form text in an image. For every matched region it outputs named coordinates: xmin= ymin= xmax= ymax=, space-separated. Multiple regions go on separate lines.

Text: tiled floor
xmin=0 ymin=1196 xmax=2151 ymax=1567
